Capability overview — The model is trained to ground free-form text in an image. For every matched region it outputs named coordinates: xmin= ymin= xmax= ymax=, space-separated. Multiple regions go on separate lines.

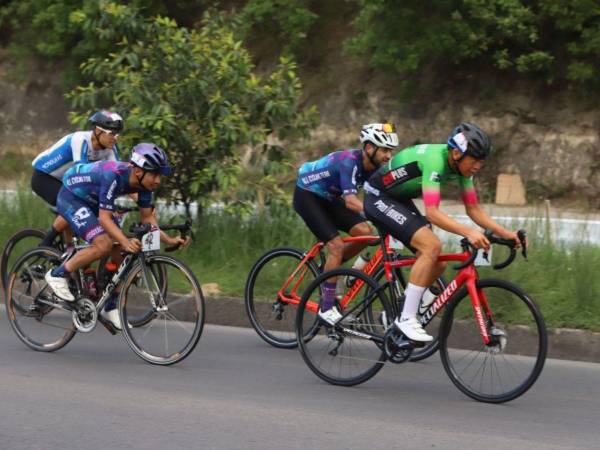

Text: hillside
xmin=0 ymin=1 xmax=599 ymax=208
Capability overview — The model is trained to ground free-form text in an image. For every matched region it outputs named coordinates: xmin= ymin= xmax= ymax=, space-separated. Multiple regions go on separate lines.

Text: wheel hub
xmin=72 ymin=298 xmax=97 ymax=333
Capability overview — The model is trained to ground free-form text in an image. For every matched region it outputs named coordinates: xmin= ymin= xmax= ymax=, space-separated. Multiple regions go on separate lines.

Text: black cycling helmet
xmin=447 ymin=122 xmax=491 ymax=160
xmin=89 ymin=110 xmax=124 ymax=133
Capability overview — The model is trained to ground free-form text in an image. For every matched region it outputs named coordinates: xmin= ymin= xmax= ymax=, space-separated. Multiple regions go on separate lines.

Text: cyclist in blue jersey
xmin=31 ymin=110 xmax=123 ymax=246
xmin=294 ymin=123 xmax=398 ymax=325
xmin=45 ymin=143 xmax=187 ymax=330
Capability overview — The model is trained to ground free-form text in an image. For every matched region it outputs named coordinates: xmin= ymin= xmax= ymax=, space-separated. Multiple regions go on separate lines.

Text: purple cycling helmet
xmin=130 ymin=143 xmax=172 ymax=176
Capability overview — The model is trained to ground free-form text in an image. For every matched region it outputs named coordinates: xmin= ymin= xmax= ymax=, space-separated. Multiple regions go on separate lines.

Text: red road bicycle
xmin=295 ymin=230 xmax=547 ymax=403
xmin=245 ymin=235 xmax=445 ymax=362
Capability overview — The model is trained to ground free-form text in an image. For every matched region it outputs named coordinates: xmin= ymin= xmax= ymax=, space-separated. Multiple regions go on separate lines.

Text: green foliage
xmin=346 ymin=0 xmax=600 ymax=87
xmin=0 ymin=0 xmax=204 ymax=86
xmin=239 ymin=0 xmax=318 ymax=54
xmin=67 ymin=7 xmax=317 ymax=216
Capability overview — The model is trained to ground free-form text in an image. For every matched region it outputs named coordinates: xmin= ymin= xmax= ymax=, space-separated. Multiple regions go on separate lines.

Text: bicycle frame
xmin=277 ymin=235 xmax=383 ymax=314
xmin=283 ymin=234 xmax=493 ymax=346
xmin=383 ymin=252 xmax=492 ymax=345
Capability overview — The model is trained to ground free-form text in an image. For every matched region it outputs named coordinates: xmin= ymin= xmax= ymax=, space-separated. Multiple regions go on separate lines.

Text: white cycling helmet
xmin=360 ymin=123 xmax=399 ymax=149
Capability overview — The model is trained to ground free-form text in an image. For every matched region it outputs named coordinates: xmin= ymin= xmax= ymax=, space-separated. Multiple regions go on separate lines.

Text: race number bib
xmin=474 ymin=248 xmax=492 ymax=266
xmin=142 ymin=227 xmax=161 ymax=252
xmin=388 ymin=236 xmax=404 ymax=250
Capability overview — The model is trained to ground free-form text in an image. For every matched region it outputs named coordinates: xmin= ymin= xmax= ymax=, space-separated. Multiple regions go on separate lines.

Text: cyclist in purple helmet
xmin=45 ymin=143 xmax=187 ymax=330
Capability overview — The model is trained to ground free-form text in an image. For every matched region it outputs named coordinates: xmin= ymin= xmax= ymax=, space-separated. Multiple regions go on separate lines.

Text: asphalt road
xmin=1 ymin=318 xmax=599 ymax=450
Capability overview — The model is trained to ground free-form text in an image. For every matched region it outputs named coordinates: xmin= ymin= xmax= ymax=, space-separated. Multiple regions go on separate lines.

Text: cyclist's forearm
xmin=343 ymin=194 xmax=364 ymax=213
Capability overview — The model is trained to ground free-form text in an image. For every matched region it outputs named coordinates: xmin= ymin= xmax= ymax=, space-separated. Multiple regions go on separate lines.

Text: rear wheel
xmin=297 ymin=268 xmax=393 ymax=386
xmin=5 ymin=246 xmax=76 ymax=352
xmin=245 ymin=247 xmax=321 ymax=349
xmin=439 ymin=278 xmax=547 ymax=403
xmin=1 ymin=228 xmax=47 ymax=290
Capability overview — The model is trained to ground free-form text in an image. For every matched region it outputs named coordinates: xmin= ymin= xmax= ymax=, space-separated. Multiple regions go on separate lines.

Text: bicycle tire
xmin=5 ymin=246 xmax=76 ymax=352
xmin=119 ymin=254 xmax=204 ymax=365
xmin=439 ymin=278 xmax=547 ymax=403
xmin=245 ymin=247 xmax=320 ymax=349
xmin=1 ymin=228 xmax=47 ymax=290
xmin=297 ymin=268 xmax=393 ymax=386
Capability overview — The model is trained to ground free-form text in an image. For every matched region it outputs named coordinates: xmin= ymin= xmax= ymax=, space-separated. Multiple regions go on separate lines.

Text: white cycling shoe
xmin=318 ymin=307 xmax=343 ymax=326
xmin=45 ymin=270 xmax=75 ymax=302
xmin=100 ymin=308 xmax=122 ymax=331
xmin=394 ymin=317 xmax=433 ymax=342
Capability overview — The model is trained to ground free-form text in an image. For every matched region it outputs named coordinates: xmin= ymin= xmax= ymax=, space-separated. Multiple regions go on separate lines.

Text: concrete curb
xmin=204 ymin=297 xmax=600 ymax=364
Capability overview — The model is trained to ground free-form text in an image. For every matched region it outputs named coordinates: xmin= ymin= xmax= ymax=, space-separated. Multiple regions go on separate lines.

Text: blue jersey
xmin=32 ymin=131 xmax=119 ymax=179
xmin=296 ymin=149 xmax=372 ymax=200
xmin=62 ymin=161 xmax=152 ymax=211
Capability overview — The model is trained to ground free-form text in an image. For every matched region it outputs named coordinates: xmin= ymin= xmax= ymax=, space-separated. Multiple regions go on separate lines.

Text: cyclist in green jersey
xmin=363 ymin=123 xmax=523 ymax=342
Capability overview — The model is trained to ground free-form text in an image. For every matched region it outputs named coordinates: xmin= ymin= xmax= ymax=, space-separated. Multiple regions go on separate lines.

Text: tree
xmin=68 ymin=5 xmax=317 ymax=217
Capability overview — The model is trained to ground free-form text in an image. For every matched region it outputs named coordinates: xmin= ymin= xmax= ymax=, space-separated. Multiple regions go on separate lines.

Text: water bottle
xmin=346 ymin=252 xmax=371 ymax=287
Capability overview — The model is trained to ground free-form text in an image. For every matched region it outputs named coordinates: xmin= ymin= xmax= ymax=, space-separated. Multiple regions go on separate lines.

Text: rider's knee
xmin=326 ymin=236 xmax=344 ymax=255
xmin=350 ymin=222 xmax=372 ymax=236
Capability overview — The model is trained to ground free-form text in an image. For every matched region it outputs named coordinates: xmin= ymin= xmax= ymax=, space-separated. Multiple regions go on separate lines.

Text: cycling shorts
xmin=293 ymin=186 xmax=366 ymax=243
xmin=364 ymin=192 xmax=430 ymax=251
xmin=56 ymin=188 xmax=118 ymax=243
xmin=31 ymin=169 xmax=62 ymax=207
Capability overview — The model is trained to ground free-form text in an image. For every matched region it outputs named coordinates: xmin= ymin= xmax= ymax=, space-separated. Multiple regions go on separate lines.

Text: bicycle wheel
xmin=97 ymin=253 xmax=168 ymax=328
xmin=369 ymin=266 xmax=445 ymax=362
xmin=439 ymin=278 xmax=547 ymax=403
xmin=120 ymin=254 xmax=204 ymax=365
xmin=297 ymin=268 xmax=393 ymax=386
xmin=245 ymin=247 xmax=321 ymax=349
xmin=5 ymin=247 xmax=76 ymax=352
xmin=1 ymin=228 xmax=46 ymax=290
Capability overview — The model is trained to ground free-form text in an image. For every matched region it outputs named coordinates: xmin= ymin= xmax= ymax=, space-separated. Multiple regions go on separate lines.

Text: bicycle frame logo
xmin=419 ymin=279 xmax=458 ymax=325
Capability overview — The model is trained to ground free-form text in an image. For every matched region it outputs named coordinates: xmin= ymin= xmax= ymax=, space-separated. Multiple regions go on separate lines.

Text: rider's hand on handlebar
xmin=122 ymin=238 xmax=142 ymax=254
xmin=499 ymin=230 xmax=527 ymax=249
xmin=167 ymin=235 xmax=191 ymax=250
xmin=465 ymin=229 xmax=490 ymax=251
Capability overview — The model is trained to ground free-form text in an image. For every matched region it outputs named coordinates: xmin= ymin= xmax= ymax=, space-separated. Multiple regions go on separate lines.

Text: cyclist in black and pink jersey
xmin=45 ymin=143 xmax=187 ymax=330
xmin=294 ymin=123 xmax=398 ymax=325
xmin=363 ymin=123 xmax=523 ymax=342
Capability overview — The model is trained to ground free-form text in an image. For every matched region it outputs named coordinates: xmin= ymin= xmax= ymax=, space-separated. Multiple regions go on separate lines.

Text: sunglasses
xmin=97 ymin=126 xmax=120 ymax=137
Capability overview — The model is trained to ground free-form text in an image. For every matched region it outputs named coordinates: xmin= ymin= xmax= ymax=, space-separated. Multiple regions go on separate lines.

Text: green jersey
xmin=367 ymin=144 xmax=478 ymax=207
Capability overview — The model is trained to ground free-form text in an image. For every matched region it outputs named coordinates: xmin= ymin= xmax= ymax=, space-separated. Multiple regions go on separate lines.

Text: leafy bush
xmin=67 ymin=6 xmax=317 ymax=216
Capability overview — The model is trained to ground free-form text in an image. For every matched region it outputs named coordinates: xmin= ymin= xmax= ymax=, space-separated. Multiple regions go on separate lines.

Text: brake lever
xmin=517 ymin=229 xmax=528 ymax=260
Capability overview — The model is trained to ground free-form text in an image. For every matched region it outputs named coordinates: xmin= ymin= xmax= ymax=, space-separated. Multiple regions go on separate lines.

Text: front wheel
xmin=120 ymin=254 xmax=205 ymax=365
xmin=439 ymin=278 xmax=547 ymax=403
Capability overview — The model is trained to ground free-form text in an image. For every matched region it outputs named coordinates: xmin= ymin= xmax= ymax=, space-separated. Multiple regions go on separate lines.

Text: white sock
xmin=401 ymin=283 xmax=427 ymax=320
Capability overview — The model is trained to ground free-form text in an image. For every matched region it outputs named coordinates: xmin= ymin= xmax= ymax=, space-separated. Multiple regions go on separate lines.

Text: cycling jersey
xmin=366 ymin=144 xmax=478 ymax=207
xmin=32 ymin=131 xmax=119 ymax=180
xmin=296 ymin=149 xmax=373 ymax=200
xmin=62 ymin=161 xmax=152 ymax=211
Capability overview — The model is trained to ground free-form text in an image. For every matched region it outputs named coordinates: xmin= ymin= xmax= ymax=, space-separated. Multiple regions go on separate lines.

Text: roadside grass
xmin=1 ymin=190 xmax=599 ymax=331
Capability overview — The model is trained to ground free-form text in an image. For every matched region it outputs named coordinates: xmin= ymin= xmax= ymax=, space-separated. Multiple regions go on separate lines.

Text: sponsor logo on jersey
xmin=106 ymin=180 xmax=117 ymax=200
xmin=301 ymin=170 xmax=331 ymax=185
xmin=430 ymin=171 xmax=440 ymax=183
xmin=66 ymin=175 xmax=92 ymax=186
xmin=41 ymin=154 xmax=64 ymax=169
xmin=381 ymin=166 xmax=408 ymax=186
